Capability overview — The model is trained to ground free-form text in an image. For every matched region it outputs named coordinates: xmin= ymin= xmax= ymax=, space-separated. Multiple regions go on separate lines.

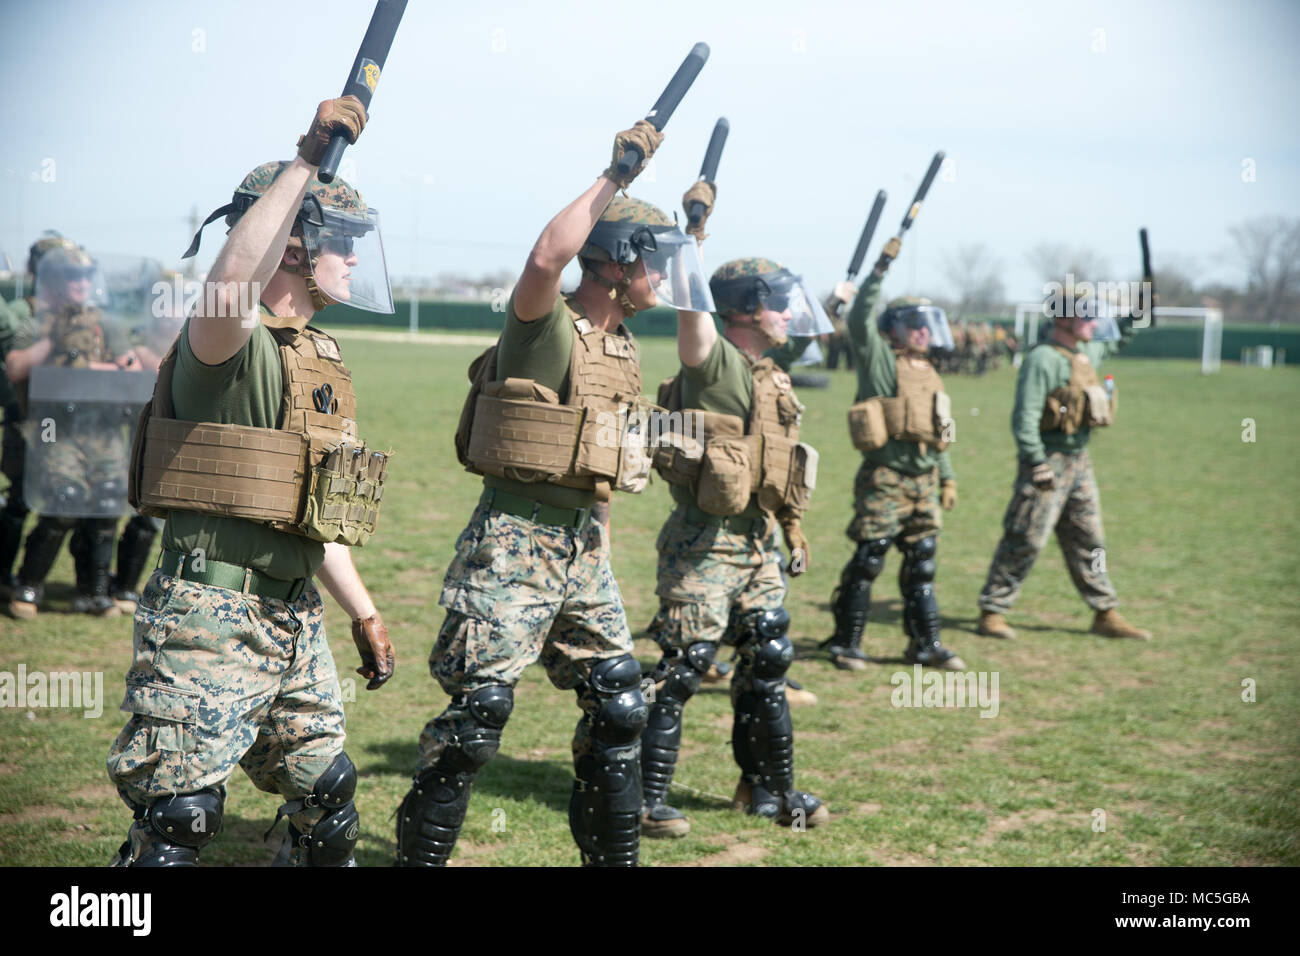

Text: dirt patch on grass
xmin=975 ymin=807 xmax=1071 ymax=847
xmin=667 ymin=833 xmax=769 ymax=867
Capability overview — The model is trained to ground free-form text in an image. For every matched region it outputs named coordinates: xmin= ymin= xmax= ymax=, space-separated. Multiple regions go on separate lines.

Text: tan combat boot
xmin=732 ymin=776 xmax=830 ymax=828
xmin=1091 ymin=609 xmax=1152 ymax=640
xmin=785 ymin=682 xmax=818 ymax=707
xmin=8 ymin=598 xmax=38 ymax=620
xmin=977 ymin=611 xmax=1016 ymax=640
xmin=640 ymin=805 xmax=691 ymax=839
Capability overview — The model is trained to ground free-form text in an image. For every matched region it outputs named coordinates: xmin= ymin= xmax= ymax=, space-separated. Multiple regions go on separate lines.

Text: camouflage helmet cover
xmin=27 ymin=233 xmax=80 ymax=278
xmin=38 ymin=244 xmax=96 ymax=278
xmin=580 ymin=195 xmax=676 ymax=264
xmin=709 ymin=257 xmax=789 ymax=317
xmin=228 ymin=161 xmax=372 ymax=236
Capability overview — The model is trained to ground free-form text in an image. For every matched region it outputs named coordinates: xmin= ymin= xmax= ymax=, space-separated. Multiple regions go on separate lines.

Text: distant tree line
xmin=939 ymin=216 xmax=1300 ymax=324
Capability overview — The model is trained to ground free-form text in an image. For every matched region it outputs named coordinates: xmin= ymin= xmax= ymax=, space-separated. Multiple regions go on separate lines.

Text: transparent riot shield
xmin=24 ymin=365 xmax=156 ymax=518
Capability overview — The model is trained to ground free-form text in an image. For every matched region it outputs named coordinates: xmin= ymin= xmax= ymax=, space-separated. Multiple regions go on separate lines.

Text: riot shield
xmin=24 ymin=365 xmax=156 ymax=518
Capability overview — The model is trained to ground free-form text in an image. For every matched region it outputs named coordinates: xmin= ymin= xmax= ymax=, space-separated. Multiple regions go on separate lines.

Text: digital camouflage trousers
xmin=978 ymin=450 xmax=1118 ymax=613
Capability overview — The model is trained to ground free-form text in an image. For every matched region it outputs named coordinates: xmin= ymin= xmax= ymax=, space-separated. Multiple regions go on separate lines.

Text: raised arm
xmin=189 ymin=97 xmax=367 ymax=365
xmin=513 ymin=178 xmax=621 ymax=323
xmin=513 ymin=121 xmax=663 ymax=323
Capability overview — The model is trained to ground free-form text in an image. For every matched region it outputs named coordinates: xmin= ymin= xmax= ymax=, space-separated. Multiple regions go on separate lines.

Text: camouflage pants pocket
xmin=429 ymin=609 xmax=527 ymax=694
xmin=108 ymin=681 xmax=202 ymax=798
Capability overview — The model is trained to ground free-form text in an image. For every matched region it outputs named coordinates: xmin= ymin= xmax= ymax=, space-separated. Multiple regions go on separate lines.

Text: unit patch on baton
xmin=357 ymin=58 xmax=381 ymax=92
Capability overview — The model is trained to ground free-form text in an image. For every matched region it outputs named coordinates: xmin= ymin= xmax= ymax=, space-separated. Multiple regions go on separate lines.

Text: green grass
xmin=2 ymin=337 xmax=1298 ymax=867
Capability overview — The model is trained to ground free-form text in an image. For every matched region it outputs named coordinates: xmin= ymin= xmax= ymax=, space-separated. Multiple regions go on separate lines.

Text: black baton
xmin=688 ymin=117 xmax=729 ymax=228
xmin=615 ymin=42 xmax=710 ymax=179
xmin=848 ymin=190 xmax=888 ymax=280
xmin=318 ymin=0 xmax=408 ymax=184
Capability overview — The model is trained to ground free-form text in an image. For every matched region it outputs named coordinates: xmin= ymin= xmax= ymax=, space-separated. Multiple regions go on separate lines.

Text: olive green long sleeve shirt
xmin=1012 ymin=322 xmax=1137 ymax=465
xmin=845 ymin=273 xmax=955 ymax=482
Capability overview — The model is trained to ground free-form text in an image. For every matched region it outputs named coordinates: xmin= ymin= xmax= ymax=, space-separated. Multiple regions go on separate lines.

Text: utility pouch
xmin=933 ymin=390 xmax=954 ymax=451
xmin=1083 ymin=385 xmax=1113 ymax=428
xmin=695 ymin=436 xmax=753 ymax=516
xmin=847 ymin=397 xmax=889 ymax=451
xmin=300 ymin=438 xmax=391 ymax=547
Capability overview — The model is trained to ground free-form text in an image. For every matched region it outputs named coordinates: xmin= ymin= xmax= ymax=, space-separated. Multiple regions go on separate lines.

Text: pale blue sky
xmin=2 ymin=0 xmax=1297 ymax=303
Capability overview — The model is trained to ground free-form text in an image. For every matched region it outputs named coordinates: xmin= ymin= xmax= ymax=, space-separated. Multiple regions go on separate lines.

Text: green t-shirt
xmin=481 ymin=291 xmax=598 ymax=510
xmin=670 ymin=333 xmax=765 ymax=519
xmin=1011 ymin=338 xmax=1119 ymax=464
xmin=160 ymin=309 xmax=324 ymax=580
xmin=845 ymin=274 xmax=955 ymax=481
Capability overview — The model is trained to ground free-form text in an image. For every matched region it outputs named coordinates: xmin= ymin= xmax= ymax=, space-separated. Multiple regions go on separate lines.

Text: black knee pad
xmin=52 ymin=485 xmax=89 ymax=510
xmin=572 ymin=656 xmax=649 ymax=866
xmin=641 ymin=642 xmax=715 ymax=808
xmin=457 ymin=683 xmax=513 ymax=768
xmin=135 ymin=788 xmax=224 ymax=865
xmin=734 ymin=608 xmax=794 ymax=677
xmin=901 ymin=536 xmax=938 ymax=587
xmin=849 ymin=537 xmax=891 ymax=579
xmin=274 ymin=752 xmax=359 ymax=867
xmin=396 ymin=686 xmax=514 ymax=867
xmin=589 ymin=655 xmax=649 ymax=746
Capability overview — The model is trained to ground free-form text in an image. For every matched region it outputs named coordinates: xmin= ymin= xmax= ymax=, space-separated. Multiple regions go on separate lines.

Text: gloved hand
xmin=872 ymin=236 xmax=902 ymax=277
xmin=682 ymin=180 xmax=716 ymax=241
xmin=780 ymin=515 xmax=810 ymax=576
xmin=297 ymin=95 xmax=367 ymax=166
xmin=825 ymin=280 xmax=859 ymax=319
xmin=1031 ymin=461 xmax=1056 ymax=491
xmin=603 ymin=120 xmax=664 ymax=190
xmin=940 ymin=480 xmax=957 ymax=511
xmin=351 ymin=611 xmax=395 ymax=690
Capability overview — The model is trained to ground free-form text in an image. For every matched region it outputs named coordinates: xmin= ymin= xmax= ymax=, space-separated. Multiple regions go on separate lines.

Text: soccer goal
xmin=1011 ymin=304 xmax=1223 ymax=374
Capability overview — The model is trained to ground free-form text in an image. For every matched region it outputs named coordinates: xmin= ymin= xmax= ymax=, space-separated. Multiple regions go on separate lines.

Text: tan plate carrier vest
xmin=653 ymin=355 xmax=818 ymax=518
xmin=14 ymin=306 xmax=110 ymax=414
xmin=128 ymin=324 xmax=390 ymax=547
xmin=847 ymin=351 xmax=954 ymax=454
xmin=1039 ymin=343 xmax=1115 ymax=436
xmin=455 ymin=302 xmax=657 ymax=500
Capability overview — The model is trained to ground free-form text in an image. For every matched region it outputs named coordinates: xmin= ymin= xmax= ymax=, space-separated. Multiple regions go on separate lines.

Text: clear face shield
xmin=35 ymin=254 xmax=107 ymax=312
xmin=756 ymin=271 xmax=834 ymax=339
xmin=304 ymin=204 xmax=393 ymax=314
xmin=629 ymin=226 xmax=716 ymax=312
xmin=886 ymin=304 xmax=954 ymax=352
xmin=1041 ymin=295 xmax=1122 ymax=343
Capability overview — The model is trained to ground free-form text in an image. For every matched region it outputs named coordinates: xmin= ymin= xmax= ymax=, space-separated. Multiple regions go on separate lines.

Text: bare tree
xmin=942 ymin=243 xmax=1006 ymax=318
xmin=1025 ymin=243 xmax=1110 ymax=286
xmin=1150 ymin=256 xmax=1201 ymax=308
xmin=1229 ymin=216 xmax=1300 ymax=323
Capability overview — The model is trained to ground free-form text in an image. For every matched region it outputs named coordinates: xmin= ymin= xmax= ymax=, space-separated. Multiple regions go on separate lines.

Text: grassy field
xmin=2 ymin=333 xmax=1298 ymax=867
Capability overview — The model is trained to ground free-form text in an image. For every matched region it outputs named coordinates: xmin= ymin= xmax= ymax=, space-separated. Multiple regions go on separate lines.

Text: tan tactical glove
xmin=297 ymin=95 xmax=368 ymax=166
xmin=825 ymin=280 xmax=859 ymax=319
xmin=603 ymin=120 xmax=664 ymax=190
xmin=1031 ymin=461 xmax=1056 ymax=491
xmin=780 ymin=515 xmax=810 ymax=577
xmin=872 ymin=236 xmax=902 ymax=277
xmin=941 ymin=480 xmax=957 ymax=511
xmin=351 ymin=611 xmax=395 ymax=690
xmin=682 ymin=180 xmax=716 ymax=241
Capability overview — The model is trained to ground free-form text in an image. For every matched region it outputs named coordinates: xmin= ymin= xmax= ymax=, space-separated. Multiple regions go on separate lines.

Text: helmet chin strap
xmin=741 ymin=312 xmax=786 ymax=349
xmin=581 ymin=262 xmax=638 ymax=318
xmin=279 ymin=240 xmax=331 ymax=312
